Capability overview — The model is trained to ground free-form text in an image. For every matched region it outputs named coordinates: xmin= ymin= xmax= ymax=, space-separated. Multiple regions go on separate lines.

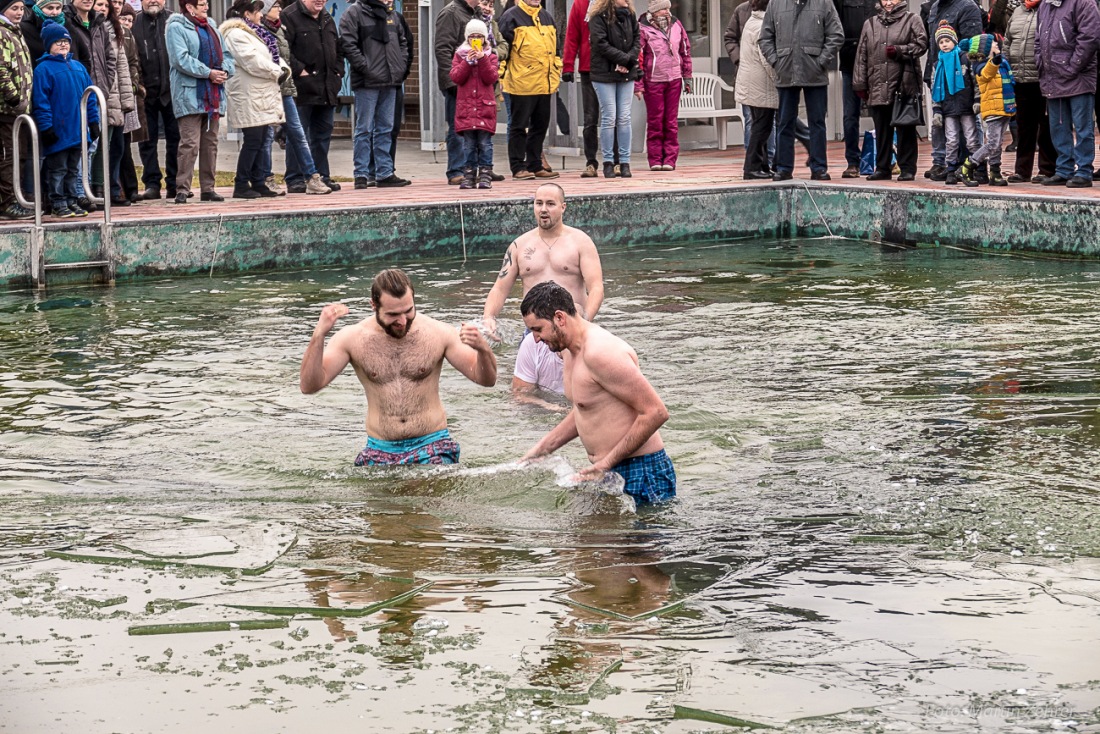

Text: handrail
xmin=12 ymin=114 xmax=41 ymax=228
xmin=80 ymin=85 xmax=110 ymax=225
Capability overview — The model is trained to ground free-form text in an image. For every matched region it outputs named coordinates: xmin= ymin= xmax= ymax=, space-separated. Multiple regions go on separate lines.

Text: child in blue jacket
xmin=32 ymin=21 xmax=100 ymax=218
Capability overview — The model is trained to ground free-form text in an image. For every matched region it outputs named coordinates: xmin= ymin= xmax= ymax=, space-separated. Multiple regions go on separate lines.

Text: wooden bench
xmin=678 ymin=72 xmax=742 ymax=151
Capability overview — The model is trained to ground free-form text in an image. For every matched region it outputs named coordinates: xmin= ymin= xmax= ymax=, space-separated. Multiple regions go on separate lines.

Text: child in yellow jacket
xmin=960 ymin=34 xmax=1016 ymax=187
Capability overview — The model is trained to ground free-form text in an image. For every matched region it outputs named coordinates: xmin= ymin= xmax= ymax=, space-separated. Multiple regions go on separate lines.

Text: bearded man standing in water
xmin=519 ymin=281 xmax=675 ymax=505
xmin=300 ymin=269 xmax=497 ymax=465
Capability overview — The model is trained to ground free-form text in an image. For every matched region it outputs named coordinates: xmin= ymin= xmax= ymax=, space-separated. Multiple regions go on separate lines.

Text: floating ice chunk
xmin=229 ymin=622 xmax=240 ymax=631
xmin=1011 ymin=550 xmax=1023 ymax=557
xmin=1015 ymin=688 xmax=1027 ymax=695
xmin=412 ymin=616 xmax=449 ymax=632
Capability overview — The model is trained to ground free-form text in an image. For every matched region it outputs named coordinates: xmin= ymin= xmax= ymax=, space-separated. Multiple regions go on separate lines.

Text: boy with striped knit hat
xmin=959 ymin=33 xmax=1016 ymax=186
xmin=930 ymin=21 xmax=980 ymax=186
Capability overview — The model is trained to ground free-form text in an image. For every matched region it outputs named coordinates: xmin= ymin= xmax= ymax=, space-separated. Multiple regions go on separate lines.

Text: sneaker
xmin=264 ymin=176 xmax=287 ymax=196
xmin=376 ymin=174 xmax=411 ymax=187
xmin=1067 ymin=176 xmax=1093 ymax=188
xmin=581 ymin=164 xmax=598 ymax=178
xmin=306 ymin=174 xmax=332 ymax=194
xmin=354 ymin=177 xmax=372 ymax=190
xmin=448 ymin=175 xmax=465 ymax=185
xmin=533 ymin=169 xmax=559 ymax=178
xmin=650 ymin=165 xmax=662 ymax=171
xmin=52 ymin=205 xmax=77 ymax=218
xmin=1 ymin=203 xmax=34 ymax=220
xmin=322 ymin=177 xmax=341 ymax=192
xmin=945 ymin=171 xmax=959 ymax=185
xmin=842 ymin=165 xmax=860 ymax=179
xmin=661 ymin=164 xmax=675 ymax=171
xmin=71 ymin=205 xmax=88 ymax=218
xmin=77 ymin=196 xmax=99 ymax=211
xmin=512 ymin=170 xmax=536 ymax=180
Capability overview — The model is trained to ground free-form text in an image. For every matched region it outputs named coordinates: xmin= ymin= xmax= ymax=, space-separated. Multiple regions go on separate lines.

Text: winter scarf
xmin=877 ymin=2 xmax=907 ymax=25
xmin=992 ymin=54 xmax=1017 ymax=113
xmin=363 ymin=0 xmax=390 ymax=44
xmin=932 ymin=47 xmax=966 ymax=102
xmin=32 ymin=5 xmax=64 ymax=25
xmin=185 ymin=9 xmax=223 ymax=121
xmin=649 ymin=11 xmax=671 ymax=31
xmin=246 ymin=18 xmax=279 ymax=62
xmin=480 ymin=9 xmax=497 ymax=47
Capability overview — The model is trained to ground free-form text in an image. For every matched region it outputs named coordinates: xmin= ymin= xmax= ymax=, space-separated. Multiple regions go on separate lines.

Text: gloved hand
xmin=560 ymin=72 xmax=574 ymax=83
xmin=683 ymin=78 xmax=692 ymax=93
xmin=41 ymin=127 xmax=59 ymax=148
xmin=972 ymin=102 xmax=981 ymax=115
xmin=88 ymin=123 xmax=101 ymax=141
xmin=932 ymin=112 xmax=943 ymax=128
xmin=885 ymin=45 xmax=898 ymax=59
xmin=278 ymin=66 xmax=291 ymax=85
xmin=855 ymin=88 xmax=868 ymax=101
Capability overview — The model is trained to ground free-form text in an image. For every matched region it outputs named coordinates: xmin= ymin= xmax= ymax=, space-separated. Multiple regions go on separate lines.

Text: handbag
xmin=890 ymin=60 xmax=925 ymax=127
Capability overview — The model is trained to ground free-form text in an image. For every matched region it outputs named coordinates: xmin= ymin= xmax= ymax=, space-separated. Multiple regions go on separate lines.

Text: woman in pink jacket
xmin=449 ymin=18 xmax=499 ymax=190
xmin=635 ymin=0 xmax=691 ymax=171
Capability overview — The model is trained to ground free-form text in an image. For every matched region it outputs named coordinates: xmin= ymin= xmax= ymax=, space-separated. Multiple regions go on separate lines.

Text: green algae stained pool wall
xmin=7 ymin=183 xmax=1100 ymax=291
xmin=0 ymin=188 xmax=782 ymax=290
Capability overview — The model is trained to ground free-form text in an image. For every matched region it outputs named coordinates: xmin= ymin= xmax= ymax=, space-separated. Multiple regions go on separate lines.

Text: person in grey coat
xmin=758 ymin=0 xmax=843 ymax=180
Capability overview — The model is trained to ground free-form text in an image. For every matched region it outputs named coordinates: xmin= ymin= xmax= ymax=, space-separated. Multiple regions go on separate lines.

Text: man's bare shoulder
xmin=562 ymin=225 xmax=596 ymax=249
xmin=412 ymin=313 xmax=460 ymax=343
xmin=582 ymin=324 xmax=638 ymax=367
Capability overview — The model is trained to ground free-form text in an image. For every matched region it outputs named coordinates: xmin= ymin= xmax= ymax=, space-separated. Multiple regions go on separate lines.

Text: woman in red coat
xmin=449 ymin=19 xmax=499 ymax=189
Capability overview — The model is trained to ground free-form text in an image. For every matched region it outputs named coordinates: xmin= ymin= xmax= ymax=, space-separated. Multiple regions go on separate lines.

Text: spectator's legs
xmin=804 ymin=85 xmax=828 ymax=174
xmin=593 ymin=81 xmax=618 ymax=163
xmin=840 ymin=69 xmax=861 ymax=169
xmin=643 ymin=80 xmax=666 ymax=168
xmin=197 ymin=115 xmax=218 ymax=194
xmin=390 ymin=84 xmax=403 ymax=164
xmin=525 ymin=93 xmax=552 ymax=172
xmin=579 ymin=72 xmax=600 ymax=168
xmin=108 ymin=125 xmax=124 ymax=199
xmin=0 ymin=114 xmax=15 ymax=207
xmin=895 ymin=122 xmax=918 ymax=177
xmin=944 ymin=115 xmax=961 ymax=170
xmin=929 ymin=114 xmax=947 ymax=168
xmin=1069 ymin=92 xmax=1095 ymax=179
xmin=744 ymin=105 xmax=774 ymax=174
xmin=612 ymin=81 xmax=633 ymax=164
xmin=869 ymin=104 xmax=892 ymax=175
xmin=352 ymin=87 xmax=379 ymax=180
xmin=444 ymin=88 xmax=464 ymax=180
xmin=372 ymin=87 xmax=397 ymax=179
xmin=175 ymin=113 xmax=200 ymax=196
xmin=662 ymin=78 xmax=682 ymax=167
xmin=774 ymin=86 xmax=800 ymax=174
xmin=476 ymin=129 xmax=493 ymax=172
xmin=260 ymin=125 xmax=274 ymax=181
xmin=235 ymin=125 xmax=266 ymax=190
xmin=508 ymin=94 xmax=536 ymax=174
xmin=44 ymin=150 xmax=67 ymax=209
xmin=1047 ymin=97 xmax=1076 ymax=179
xmin=119 ymin=132 xmax=138 ymax=198
xmin=138 ymin=97 xmax=163 ymax=190
xmin=281 ymin=95 xmax=317 ymax=179
xmin=1013 ymin=82 xmax=1042 ymax=178
xmin=287 ymin=101 xmax=309 ymax=187
xmin=741 ymin=104 xmax=752 ymax=151
xmin=462 ymin=129 xmax=478 ymax=171
xmin=308 ymin=105 xmax=334 ymax=180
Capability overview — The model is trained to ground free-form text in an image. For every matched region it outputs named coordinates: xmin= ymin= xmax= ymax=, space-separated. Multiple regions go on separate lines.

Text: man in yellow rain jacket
xmin=498 ymin=0 xmax=561 ymax=179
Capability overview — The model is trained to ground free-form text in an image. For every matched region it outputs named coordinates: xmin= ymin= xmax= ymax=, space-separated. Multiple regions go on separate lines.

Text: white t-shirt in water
xmin=513 ymin=332 xmax=564 ymax=395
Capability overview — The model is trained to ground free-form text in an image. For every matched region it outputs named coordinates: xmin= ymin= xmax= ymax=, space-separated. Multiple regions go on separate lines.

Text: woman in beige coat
xmin=93 ymin=0 xmax=136 ymax=206
xmin=734 ymin=0 xmax=778 ymax=179
xmin=220 ymin=0 xmax=288 ymax=199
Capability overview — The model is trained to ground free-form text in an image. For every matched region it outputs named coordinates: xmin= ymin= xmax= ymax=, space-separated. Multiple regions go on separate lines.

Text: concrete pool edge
xmin=1 ymin=183 xmax=1097 ymax=291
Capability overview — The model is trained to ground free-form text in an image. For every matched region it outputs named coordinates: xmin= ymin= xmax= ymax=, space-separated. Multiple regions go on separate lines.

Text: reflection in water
xmin=2 ymin=241 xmax=1100 ymax=731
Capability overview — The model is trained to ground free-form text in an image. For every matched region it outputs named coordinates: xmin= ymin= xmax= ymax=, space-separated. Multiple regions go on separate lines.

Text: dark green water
xmin=1 ymin=239 xmax=1098 ymax=732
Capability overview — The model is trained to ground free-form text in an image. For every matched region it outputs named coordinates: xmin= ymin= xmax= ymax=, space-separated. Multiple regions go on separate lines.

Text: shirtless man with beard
xmin=300 ymin=268 xmax=497 ymax=465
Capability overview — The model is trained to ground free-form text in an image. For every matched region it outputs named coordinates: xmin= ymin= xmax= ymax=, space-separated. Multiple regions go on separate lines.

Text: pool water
xmin=1 ymin=239 xmax=1098 ymax=732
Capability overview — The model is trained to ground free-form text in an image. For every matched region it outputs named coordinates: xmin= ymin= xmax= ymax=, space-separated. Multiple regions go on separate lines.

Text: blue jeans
xmin=840 ymin=69 xmax=862 ymax=167
xmin=287 ymin=103 xmax=333 ymax=185
xmin=444 ymin=88 xmax=465 ymax=180
xmin=1048 ymin=93 xmax=1096 ymax=180
xmin=352 ymin=86 xmax=397 ymax=180
xmin=742 ymin=104 xmax=777 ymax=160
xmin=592 ymin=80 xmax=633 ymax=163
xmin=776 ymin=86 xmax=827 ymax=175
xmin=462 ymin=129 xmax=493 ymax=170
xmin=45 ymin=146 xmax=80 ymax=208
xmin=277 ymin=95 xmax=319 ymax=180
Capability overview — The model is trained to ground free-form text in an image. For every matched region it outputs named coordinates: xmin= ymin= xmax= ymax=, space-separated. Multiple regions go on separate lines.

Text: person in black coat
xmin=833 ymin=0 xmax=877 ymax=177
xmin=279 ymin=0 xmax=345 ymax=191
xmin=587 ymin=0 xmax=639 ymax=178
xmin=132 ymin=0 xmax=178 ymax=199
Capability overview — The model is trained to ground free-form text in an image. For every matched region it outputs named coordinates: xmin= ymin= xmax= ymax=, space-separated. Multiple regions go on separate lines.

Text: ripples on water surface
xmin=1 ymin=239 xmax=1098 ymax=732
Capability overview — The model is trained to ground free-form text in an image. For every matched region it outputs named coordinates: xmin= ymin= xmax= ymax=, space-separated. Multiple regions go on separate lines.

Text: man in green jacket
xmin=0 ymin=0 xmax=33 ymax=220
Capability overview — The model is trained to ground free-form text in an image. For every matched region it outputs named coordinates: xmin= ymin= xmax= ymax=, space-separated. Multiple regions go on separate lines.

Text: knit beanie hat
xmin=0 ymin=0 xmax=20 ymax=15
xmin=261 ymin=0 xmax=279 ymax=14
xmin=465 ymin=17 xmax=488 ymax=39
xmin=934 ymin=20 xmax=957 ymax=45
xmin=964 ymin=33 xmax=994 ymax=59
xmin=41 ymin=19 xmax=72 ymax=51
xmin=37 ymin=0 xmax=64 ymax=8
xmin=648 ymin=0 xmax=671 ymax=12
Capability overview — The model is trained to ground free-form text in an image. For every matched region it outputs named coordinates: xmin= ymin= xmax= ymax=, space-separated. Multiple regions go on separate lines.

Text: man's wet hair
xmin=520 ymin=280 xmax=577 ymax=321
xmin=535 ymin=182 xmax=566 ymax=203
xmin=371 ymin=268 xmax=415 ymax=306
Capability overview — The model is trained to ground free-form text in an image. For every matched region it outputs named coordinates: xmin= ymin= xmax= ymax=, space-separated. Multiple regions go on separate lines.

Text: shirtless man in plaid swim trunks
xmin=519 ymin=281 xmax=676 ymax=505
xmin=299 ymin=269 xmax=497 ymax=466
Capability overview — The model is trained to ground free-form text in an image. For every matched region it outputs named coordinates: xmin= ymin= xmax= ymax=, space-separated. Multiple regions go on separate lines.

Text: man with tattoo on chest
xmin=300 ymin=269 xmax=498 ymax=466
xmin=482 ymin=183 xmax=604 ymax=398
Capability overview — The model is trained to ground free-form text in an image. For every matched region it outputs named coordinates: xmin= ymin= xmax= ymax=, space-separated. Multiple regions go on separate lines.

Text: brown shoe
xmin=533 ymin=170 xmax=559 ymax=179
xmin=581 ymin=164 xmax=598 ymax=178
xmin=512 ymin=170 xmax=536 ymax=180
xmin=448 ymin=175 xmax=464 ymax=185
xmin=842 ymin=165 xmax=860 ymax=179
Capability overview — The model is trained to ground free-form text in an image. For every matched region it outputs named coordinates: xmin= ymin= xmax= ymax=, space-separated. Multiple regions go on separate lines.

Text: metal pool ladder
xmin=14 ymin=86 xmax=116 ymax=290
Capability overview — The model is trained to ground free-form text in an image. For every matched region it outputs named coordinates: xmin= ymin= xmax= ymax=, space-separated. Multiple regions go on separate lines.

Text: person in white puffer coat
xmin=734 ymin=0 xmax=778 ymax=180
xmin=219 ymin=0 xmax=287 ymax=199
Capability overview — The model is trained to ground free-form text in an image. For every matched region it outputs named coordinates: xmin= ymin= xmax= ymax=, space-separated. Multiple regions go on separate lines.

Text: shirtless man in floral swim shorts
xmin=299 ymin=269 xmax=497 ymax=465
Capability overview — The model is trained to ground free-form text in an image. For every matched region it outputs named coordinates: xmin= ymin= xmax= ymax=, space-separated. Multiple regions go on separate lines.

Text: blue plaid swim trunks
xmin=354 ymin=429 xmax=460 ymax=466
xmin=611 ymin=449 xmax=677 ymax=505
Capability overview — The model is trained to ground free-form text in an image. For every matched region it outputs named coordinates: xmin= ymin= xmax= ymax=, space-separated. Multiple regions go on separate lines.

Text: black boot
xmin=232 ymin=183 xmax=260 ymax=199
xmin=989 ymin=164 xmax=1008 ymax=186
xmin=603 ymin=162 xmax=615 ymax=178
xmin=459 ymin=167 xmax=475 ymax=190
xmin=619 ymin=163 xmax=632 ymax=178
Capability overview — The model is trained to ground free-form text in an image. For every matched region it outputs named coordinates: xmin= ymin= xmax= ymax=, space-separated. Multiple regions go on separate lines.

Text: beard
xmin=540 ymin=323 xmax=566 ymax=352
xmin=376 ymin=311 xmax=414 ymax=339
xmin=144 ymin=2 xmax=163 ymax=13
